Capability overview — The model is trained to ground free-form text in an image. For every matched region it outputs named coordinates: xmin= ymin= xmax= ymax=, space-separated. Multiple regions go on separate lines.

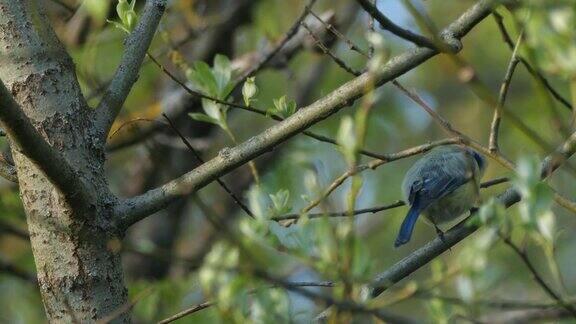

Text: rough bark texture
xmin=0 ymin=1 xmax=128 ymax=322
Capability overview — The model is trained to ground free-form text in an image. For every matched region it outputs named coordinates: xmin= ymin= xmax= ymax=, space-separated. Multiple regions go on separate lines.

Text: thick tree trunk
xmin=0 ymin=1 xmax=128 ymax=322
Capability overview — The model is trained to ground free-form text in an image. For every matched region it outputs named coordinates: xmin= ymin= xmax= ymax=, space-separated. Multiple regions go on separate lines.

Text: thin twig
xmin=480 ymin=176 xmax=509 ymax=188
xmin=489 ymin=32 xmax=522 ymax=152
xmin=157 ymin=301 xmax=214 ymax=324
xmin=161 ymin=114 xmax=255 ymax=218
xmin=274 ymin=201 xmax=406 ymax=221
xmin=392 ymin=80 xmax=464 ymax=137
xmin=251 ymin=269 xmax=417 ymax=324
xmin=157 ymin=281 xmax=336 ymax=324
xmin=308 ymin=10 xmax=369 ymax=58
xmin=301 ymin=22 xmax=362 ymax=76
xmin=501 ymin=235 xmax=576 ymax=318
xmin=234 ymin=0 xmax=318 ymax=88
xmin=108 ymin=118 xmax=159 ymax=140
xmin=355 ymin=0 xmax=436 ymax=49
xmin=492 ymin=12 xmax=572 ymax=111
xmin=367 ymin=0 xmax=376 ymax=58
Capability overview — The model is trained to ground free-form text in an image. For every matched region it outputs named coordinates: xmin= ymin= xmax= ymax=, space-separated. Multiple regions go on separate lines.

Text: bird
xmin=395 ymin=145 xmax=487 ymax=247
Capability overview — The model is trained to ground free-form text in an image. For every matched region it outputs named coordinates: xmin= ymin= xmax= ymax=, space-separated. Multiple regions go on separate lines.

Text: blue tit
xmin=395 ymin=145 xmax=487 ymax=247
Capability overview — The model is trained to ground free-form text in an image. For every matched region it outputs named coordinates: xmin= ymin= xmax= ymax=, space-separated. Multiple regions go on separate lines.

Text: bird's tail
xmin=394 ymin=205 xmax=422 ymax=248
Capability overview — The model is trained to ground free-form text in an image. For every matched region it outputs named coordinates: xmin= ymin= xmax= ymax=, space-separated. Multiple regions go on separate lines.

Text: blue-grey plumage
xmin=395 ymin=145 xmax=487 ymax=247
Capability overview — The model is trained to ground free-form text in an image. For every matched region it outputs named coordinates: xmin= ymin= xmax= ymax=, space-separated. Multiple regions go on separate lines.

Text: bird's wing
xmin=408 ymin=166 xmax=470 ymax=208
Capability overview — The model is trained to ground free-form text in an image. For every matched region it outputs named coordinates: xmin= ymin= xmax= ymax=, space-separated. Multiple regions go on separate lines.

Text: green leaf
xmin=271 ymin=95 xmax=297 ymax=118
xmin=537 ymin=211 xmax=555 ymax=242
xmin=287 ymin=100 xmax=297 ymax=116
xmin=242 ymin=77 xmax=258 ymax=106
xmin=189 ymin=61 xmax=219 ymax=96
xmin=273 ymin=95 xmax=286 ymax=114
xmin=115 ymin=0 xmax=137 ymax=32
xmin=107 ymin=19 xmax=130 ymax=34
xmin=221 ymin=82 xmax=236 ymax=100
xmin=116 ymin=0 xmax=130 ymax=20
xmin=125 ymin=11 xmax=138 ymax=31
xmin=213 ymin=54 xmax=233 ymax=96
xmin=201 ymin=99 xmax=223 ymax=121
xmin=268 ymin=189 xmax=291 ymax=215
xmin=337 ymin=116 xmax=357 ymax=165
xmin=514 ymin=155 xmax=554 ymax=228
xmin=189 ymin=113 xmax=220 ymax=125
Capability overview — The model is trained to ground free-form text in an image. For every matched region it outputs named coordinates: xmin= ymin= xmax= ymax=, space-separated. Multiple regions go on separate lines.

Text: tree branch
xmin=492 ymin=12 xmax=572 ymax=111
xmin=301 ymin=22 xmax=362 ymax=76
xmin=160 ymin=114 xmax=255 ymax=218
xmin=489 ymin=32 xmax=522 ymax=152
xmin=94 ymin=0 xmax=167 ymax=141
xmin=274 ymin=201 xmax=406 ymax=221
xmin=113 ymin=0 xmax=494 ymax=230
xmin=0 ymin=80 xmax=92 ymax=211
xmin=356 ymin=0 xmax=437 ymax=49
xmin=308 ymin=9 xmax=369 ymax=58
